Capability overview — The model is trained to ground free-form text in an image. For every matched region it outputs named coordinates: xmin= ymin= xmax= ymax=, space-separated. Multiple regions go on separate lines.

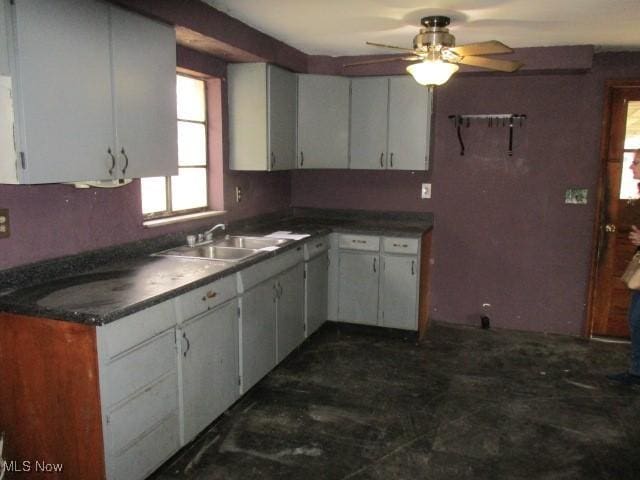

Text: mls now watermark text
xmin=2 ymin=460 xmax=64 ymax=473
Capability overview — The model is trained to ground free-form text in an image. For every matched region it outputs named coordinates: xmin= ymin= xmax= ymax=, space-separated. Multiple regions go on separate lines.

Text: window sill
xmin=143 ymin=210 xmax=226 ymax=229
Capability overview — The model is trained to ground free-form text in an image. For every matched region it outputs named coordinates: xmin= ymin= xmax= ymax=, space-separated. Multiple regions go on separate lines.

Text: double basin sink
xmin=155 ymin=235 xmax=292 ymax=262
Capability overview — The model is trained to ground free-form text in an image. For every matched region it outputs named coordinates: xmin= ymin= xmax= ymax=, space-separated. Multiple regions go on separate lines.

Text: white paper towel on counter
xmin=265 ymin=231 xmax=311 ymax=240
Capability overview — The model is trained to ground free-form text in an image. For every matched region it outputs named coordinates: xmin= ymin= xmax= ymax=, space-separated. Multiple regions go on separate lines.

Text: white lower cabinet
xmin=179 ymin=299 xmax=240 ymax=445
xmin=277 ymin=263 xmax=305 ymax=362
xmin=335 ymin=234 xmax=420 ymax=330
xmin=237 ymin=246 xmax=305 ymax=393
xmin=338 ymin=251 xmax=380 ymax=325
xmin=380 ymin=255 xmax=419 ymax=330
xmin=305 ymin=236 xmax=329 ymax=336
xmin=239 ymin=279 xmax=277 ymax=393
xmin=97 ymin=301 xmax=180 ymax=480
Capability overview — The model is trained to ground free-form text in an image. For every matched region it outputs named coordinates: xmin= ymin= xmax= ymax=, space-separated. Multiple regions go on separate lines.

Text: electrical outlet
xmin=235 ymin=186 xmax=243 ymax=203
xmin=0 ymin=208 xmax=9 ymax=238
xmin=421 ymin=183 xmax=431 ymax=199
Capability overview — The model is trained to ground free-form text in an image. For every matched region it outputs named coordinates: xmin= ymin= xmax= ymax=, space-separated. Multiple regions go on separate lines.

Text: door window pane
xmin=619 ymin=101 xmax=640 ymax=199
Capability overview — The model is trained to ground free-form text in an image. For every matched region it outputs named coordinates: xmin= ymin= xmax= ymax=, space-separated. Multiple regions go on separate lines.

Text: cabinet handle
xmin=107 ymin=148 xmax=116 ymax=176
xmin=315 ymin=242 xmax=324 ymax=248
xmin=300 ymin=151 xmax=304 ymax=167
xmin=278 ymin=282 xmax=283 ymax=297
xmin=373 ymin=257 xmax=377 ymax=273
xmin=393 ymin=243 xmax=408 ymax=248
xmin=182 ymin=332 xmax=190 ymax=357
xmin=273 ymin=283 xmax=278 ymax=302
xmin=379 ymin=152 xmax=384 ymax=168
xmin=411 ymin=260 xmax=415 ymax=275
xmin=271 ymin=152 xmax=275 ymax=169
xmin=390 ymin=152 xmax=394 ymax=168
xmin=352 ymin=239 xmax=366 ymax=244
xmin=206 ymin=290 xmax=217 ymax=299
xmin=121 ymin=148 xmax=129 ymax=176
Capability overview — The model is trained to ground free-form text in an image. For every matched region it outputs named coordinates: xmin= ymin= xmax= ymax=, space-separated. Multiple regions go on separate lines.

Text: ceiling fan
xmin=346 ymin=16 xmax=523 ymax=86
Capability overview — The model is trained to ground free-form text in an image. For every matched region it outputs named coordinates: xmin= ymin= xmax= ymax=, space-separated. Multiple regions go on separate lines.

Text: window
xmin=141 ymin=74 xmax=209 ymax=218
xmin=619 ymin=100 xmax=640 ymax=199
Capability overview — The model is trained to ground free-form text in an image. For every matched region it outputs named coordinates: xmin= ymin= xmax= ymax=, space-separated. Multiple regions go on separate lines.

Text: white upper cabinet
xmin=297 ymin=74 xmax=350 ymax=169
xmin=350 ymin=76 xmax=431 ymax=171
xmin=387 ymin=76 xmax=431 ymax=171
xmin=349 ymin=77 xmax=389 ymax=169
xmin=1 ymin=0 xmax=177 ymax=184
xmin=228 ymin=63 xmax=297 ymax=171
xmin=111 ymin=6 xmax=178 ymax=180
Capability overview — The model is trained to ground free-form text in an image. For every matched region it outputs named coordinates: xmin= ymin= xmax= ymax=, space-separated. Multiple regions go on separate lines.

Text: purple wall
xmin=293 ymin=52 xmax=640 ymax=336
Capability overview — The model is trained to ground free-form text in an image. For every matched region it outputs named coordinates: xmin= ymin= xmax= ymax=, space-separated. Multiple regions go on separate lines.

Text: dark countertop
xmin=0 ymin=210 xmax=433 ymax=326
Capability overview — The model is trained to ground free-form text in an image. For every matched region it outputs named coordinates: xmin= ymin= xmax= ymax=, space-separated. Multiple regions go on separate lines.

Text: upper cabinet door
xmin=388 ymin=77 xmax=431 ymax=171
xmin=268 ymin=65 xmax=297 ymax=171
xmin=111 ymin=6 xmax=177 ymax=179
xmin=349 ymin=77 xmax=388 ymax=170
xmin=12 ymin=0 xmax=114 ymax=183
xmin=297 ymin=74 xmax=350 ymax=169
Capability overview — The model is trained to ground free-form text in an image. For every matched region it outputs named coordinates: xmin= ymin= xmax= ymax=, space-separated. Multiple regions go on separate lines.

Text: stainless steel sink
xmin=156 ymin=244 xmax=258 ymax=262
xmin=212 ymin=235 xmax=292 ymax=249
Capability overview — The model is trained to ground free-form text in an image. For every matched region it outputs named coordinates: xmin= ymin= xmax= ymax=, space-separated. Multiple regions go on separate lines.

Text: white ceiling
xmin=204 ymin=0 xmax=640 ymax=56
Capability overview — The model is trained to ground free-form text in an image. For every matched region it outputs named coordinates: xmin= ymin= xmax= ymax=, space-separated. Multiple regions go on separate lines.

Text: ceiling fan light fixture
xmin=406 ymin=60 xmax=459 ymax=86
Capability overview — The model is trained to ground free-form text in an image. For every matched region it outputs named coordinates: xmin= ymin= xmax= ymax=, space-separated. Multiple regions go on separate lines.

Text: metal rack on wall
xmin=448 ymin=114 xmax=527 ymax=157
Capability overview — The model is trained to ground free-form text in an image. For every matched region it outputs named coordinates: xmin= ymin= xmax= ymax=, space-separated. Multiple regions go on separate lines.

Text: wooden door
xmin=590 ymin=82 xmax=640 ymax=337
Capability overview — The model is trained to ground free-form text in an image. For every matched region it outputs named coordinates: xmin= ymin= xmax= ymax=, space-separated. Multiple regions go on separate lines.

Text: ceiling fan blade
xmin=366 ymin=41 xmax=417 ymax=53
xmin=457 ymin=55 xmax=522 ymax=72
xmin=449 ymin=41 xmax=513 ymax=57
xmin=344 ymin=56 xmax=420 ymax=67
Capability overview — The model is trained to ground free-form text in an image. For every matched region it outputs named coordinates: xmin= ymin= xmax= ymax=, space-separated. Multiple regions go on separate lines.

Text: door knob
xmin=605 ymin=224 xmax=616 ymax=232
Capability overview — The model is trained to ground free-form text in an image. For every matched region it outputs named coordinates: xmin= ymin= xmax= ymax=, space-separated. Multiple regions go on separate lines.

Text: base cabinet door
xmin=380 ymin=255 xmax=419 ymax=330
xmin=306 ymin=252 xmax=329 ymax=336
xmin=276 ymin=263 xmax=305 ymax=362
xmin=338 ymin=252 xmax=380 ymax=325
xmin=240 ymin=280 xmax=277 ymax=393
xmin=180 ymin=299 xmax=240 ymax=444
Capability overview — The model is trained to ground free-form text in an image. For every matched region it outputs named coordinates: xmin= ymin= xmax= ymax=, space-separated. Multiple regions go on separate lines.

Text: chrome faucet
xmin=205 ymin=223 xmax=226 ymax=236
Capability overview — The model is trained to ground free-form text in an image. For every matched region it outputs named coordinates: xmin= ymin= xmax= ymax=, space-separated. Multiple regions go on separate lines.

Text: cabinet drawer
xmin=175 ymin=275 xmax=237 ymax=322
xmin=383 ymin=237 xmax=419 ymax=255
xmin=106 ymin=371 xmax=178 ymax=454
xmin=107 ymin=411 xmax=179 ymax=480
xmin=237 ymin=246 xmax=304 ymax=293
xmin=102 ymin=329 xmax=177 ymax=407
xmin=304 ymin=235 xmax=329 ymax=260
xmin=98 ymin=300 xmax=175 ymax=361
xmin=339 ymin=234 xmax=380 ymax=252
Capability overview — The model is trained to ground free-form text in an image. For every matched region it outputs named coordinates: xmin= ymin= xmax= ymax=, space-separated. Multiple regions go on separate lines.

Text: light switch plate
xmin=421 ymin=183 xmax=431 ymax=199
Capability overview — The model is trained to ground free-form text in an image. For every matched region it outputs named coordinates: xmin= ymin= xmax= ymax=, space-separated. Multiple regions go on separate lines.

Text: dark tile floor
xmin=152 ymin=321 xmax=640 ymax=480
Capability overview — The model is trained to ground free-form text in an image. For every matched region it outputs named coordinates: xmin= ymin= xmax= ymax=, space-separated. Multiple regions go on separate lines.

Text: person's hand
xmin=630 ymin=225 xmax=640 ymax=246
